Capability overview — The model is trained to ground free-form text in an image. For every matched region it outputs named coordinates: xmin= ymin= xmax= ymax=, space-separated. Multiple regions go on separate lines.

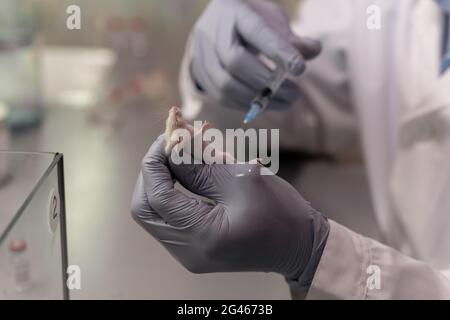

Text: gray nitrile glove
xmin=189 ymin=0 xmax=322 ymax=111
xmin=131 ymin=135 xmax=330 ymax=289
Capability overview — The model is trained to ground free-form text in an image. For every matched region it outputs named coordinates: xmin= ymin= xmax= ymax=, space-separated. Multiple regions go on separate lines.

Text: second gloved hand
xmin=131 ymin=136 xmax=329 ymax=288
xmin=189 ymin=0 xmax=322 ymax=111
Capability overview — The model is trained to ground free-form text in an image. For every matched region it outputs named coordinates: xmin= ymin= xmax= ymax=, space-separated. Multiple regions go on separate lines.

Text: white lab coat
xmin=179 ymin=0 xmax=450 ymax=299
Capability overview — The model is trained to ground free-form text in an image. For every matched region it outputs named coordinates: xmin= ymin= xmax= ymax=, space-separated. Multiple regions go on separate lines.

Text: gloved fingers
xmin=131 ymin=172 xmax=163 ymax=224
xmin=141 ymin=135 xmax=216 ymax=228
xmin=168 ymin=157 xmax=264 ymax=203
xmin=191 ymin=36 xmax=255 ymax=111
xmin=218 ymin=45 xmax=300 ymax=108
xmin=142 ymin=134 xmax=169 ymax=168
xmin=131 ymin=178 xmax=230 ymax=274
xmin=132 ymin=199 xmax=192 ymax=246
xmin=218 ymin=44 xmax=272 ymax=91
xmin=289 ymin=35 xmax=322 ymax=60
xmin=235 ymin=4 xmax=305 ymax=76
xmin=190 ymin=37 xmax=224 ymax=99
xmin=134 ymin=160 xmax=229 ymax=270
xmin=143 ymin=203 xmax=230 ymax=274
xmin=168 ymin=161 xmax=236 ymax=203
xmin=131 ymin=173 xmax=187 ymax=239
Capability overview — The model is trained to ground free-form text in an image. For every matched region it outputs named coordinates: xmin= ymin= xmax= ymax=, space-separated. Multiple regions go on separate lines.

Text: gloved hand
xmin=131 ymin=135 xmax=330 ymax=289
xmin=189 ymin=0 xmax=322 ymax=111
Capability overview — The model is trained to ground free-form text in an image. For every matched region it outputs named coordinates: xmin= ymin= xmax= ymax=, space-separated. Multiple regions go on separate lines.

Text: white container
xmin=41 ymin=46 xmax=117 ymax=109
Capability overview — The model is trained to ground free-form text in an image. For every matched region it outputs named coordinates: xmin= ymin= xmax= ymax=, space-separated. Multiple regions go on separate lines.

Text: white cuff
xmin=306 ymin=220 xmax=370 ymax=299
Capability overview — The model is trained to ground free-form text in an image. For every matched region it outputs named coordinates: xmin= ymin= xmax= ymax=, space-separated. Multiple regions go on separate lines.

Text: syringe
xmin=243 ymin=69 xmax=287 ymax=124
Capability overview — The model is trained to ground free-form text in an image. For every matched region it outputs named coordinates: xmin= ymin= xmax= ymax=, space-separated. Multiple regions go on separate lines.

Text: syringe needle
xmin=243 ymin=69 xmax=286 ymax=124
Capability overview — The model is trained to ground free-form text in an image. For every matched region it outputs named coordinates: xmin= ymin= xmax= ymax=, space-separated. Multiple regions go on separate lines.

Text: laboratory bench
xmin=2 ymin=104 xmax=379 ymax=299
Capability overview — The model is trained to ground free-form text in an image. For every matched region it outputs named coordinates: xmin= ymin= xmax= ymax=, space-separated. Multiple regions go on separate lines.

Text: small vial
xmin=9 ymin=239 xmax=31 ymax=292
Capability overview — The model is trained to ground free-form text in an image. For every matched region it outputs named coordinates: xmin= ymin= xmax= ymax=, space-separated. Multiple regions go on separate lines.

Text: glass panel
xmin=0 ymin=152 xmax=68 ymax=299
xmin=0 ymin=152 xmax=55 ymax=232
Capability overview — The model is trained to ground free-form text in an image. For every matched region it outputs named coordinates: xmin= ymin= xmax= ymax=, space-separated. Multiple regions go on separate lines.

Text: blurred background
xmin=0 ymin=0 xmax=377 ymax=299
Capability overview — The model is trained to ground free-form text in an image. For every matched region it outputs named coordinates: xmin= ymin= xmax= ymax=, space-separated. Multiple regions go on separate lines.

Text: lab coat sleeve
xmin=293 ymin=220 xmax=450 ymax=299
xmin=178 ymin=0 xmax=358 ymax=153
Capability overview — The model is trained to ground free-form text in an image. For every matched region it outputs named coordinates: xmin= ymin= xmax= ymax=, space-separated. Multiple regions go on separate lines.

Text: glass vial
xmin=8 ymin=239 xmax=32 ymax=292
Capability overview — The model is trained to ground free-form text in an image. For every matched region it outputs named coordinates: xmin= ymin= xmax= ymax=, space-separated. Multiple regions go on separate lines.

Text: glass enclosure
xmin=0 ymin=151 xmax=68 ymax=300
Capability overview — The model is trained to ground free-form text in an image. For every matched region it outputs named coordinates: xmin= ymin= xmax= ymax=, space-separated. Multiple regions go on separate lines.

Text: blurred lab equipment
xmin=102 ymin=16 xmax=150 ymax=61
xmin=104 ymin=17 xmax=129 ymax=58
xmin=0 ymin=0 xmax=41 ymax=130
xmin=41 ymin=46 xmax=116 ymax=108
xmin=130 ymin=17 xmax=150 ymax=58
